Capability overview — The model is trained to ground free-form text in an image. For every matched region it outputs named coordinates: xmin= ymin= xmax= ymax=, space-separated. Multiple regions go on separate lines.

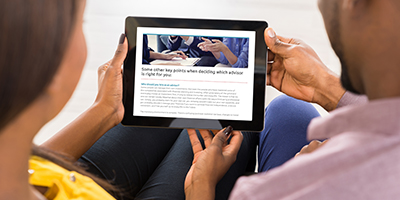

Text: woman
xmin=0 ymin=0 xmax=257 ymax=199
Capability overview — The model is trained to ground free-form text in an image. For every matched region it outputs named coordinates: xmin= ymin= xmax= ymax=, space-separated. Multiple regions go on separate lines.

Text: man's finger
xmin=300 ymin=144 xmax=309 ymax=154
xmin=276 ymin=35 xmax=295 ymax=44
xmin=188 ymin=129 xmax=203 ymax=154
xmin=176 ymin=51 xmax=188 ymax=59
xmin=264 ymin=28 xmax=292 ymax=57
xmin=268 ymin=50 xmax=275 ymax=62
xmin=110 ymin=34 xmax=128 ymax=69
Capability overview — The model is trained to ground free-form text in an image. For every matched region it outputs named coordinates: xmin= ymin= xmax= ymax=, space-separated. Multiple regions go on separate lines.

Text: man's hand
xmin=185 ymin=127 xmax=243 ymax=200
xmin=265 ymin=28 xmax=345 ymax=111
xmin=162 ymin=50 xmax=188 ymax=60
xmin=295 ymin=140 xmax=328 ymax=157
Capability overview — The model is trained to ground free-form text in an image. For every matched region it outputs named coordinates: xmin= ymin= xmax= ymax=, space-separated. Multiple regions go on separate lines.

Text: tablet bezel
xmin=122 ymin=16 xmax=267 ymax=131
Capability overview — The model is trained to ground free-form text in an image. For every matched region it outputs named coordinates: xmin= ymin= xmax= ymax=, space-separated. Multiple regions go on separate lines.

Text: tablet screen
xmin=135 ymin=27 xmax=255 ymax=121
xmin=123 ymin=17 xmax=267 ymax=131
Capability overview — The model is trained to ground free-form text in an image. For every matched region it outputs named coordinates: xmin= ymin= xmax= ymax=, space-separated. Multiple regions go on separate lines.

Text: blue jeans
xmin=258 ymin=95 xmax=321 ymax=172
xmin=79 ymin=129 xmax=257 ymax=200
xmin=79 ymin=95 xmax=319 ymax=199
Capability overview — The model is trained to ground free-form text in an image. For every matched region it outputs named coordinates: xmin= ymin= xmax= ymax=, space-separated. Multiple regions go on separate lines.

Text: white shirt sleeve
xmin=169 ymin=36 xmax=179 ymax=43
xmin=184 ymin=37 xmax=194 ymax=46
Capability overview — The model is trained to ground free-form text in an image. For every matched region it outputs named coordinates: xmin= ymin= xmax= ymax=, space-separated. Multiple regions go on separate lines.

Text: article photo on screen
xmin=122 ymin=17 xmax=268 ymax=131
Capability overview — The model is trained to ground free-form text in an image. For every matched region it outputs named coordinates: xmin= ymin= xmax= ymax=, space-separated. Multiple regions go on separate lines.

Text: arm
xmin=213 ymin=38 xmax=230 ymax=64
xmin=187 ymin=37 xmax=213 ymax=57
xmin=41 ymin=35 xmax=128 ymax=161
xmin=206 ymin=38 xmax=242 ymax=66
xmin=198 ymin=37 xmax=226 ymax=63
xmin=143 ymin=35 xmax=152 ymax=60
xmin=336 ymin=91 xmax=368 ymax=108
xmin=265 ymin=28 xmax=346 ymax=111
xmin=219 ymin=44 xmax=238 ymax=66
xmin=230 ymin=39 xmax=249 ymax=68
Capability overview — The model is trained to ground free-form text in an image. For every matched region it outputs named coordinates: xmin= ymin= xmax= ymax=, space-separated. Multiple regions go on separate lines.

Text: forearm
xmin=149 ymin=51 xmax=167 ymax=60
xmin=313 ymin=71 xmax=346 ymax=111
xmin=212 ymin=51 xmax=221 ymax=59
xmin=185 ymin=182 xmax=215 ymax=200
xmin=41 ymin=103 xmax=118 ymax=161
xmin=221 ymin=48 xmax=238 ymax=66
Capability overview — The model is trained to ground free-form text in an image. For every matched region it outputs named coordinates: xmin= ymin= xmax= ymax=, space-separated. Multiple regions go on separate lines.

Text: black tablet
xmin=122 ymin=16 xmax=267 ymax=131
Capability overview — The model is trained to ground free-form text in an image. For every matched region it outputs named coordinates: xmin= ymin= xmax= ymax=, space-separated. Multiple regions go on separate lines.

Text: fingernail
xmin=119 ymin=33 xmax=126 ymax=44
xmin=223 ymin=126 xmax=233 ymax=136
xmin=267 ymin=29 xmax=276 ymax=38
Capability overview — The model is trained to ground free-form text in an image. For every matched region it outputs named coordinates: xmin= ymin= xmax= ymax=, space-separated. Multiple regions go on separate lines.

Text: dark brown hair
xmin=0 ymin=0 xmax=121 ymax=197
xmin=0 ymin=0 xmax=76 ymax=129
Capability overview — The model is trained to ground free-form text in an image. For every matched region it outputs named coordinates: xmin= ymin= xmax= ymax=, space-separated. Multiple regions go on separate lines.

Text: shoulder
xmin=230 ymin=135 xmax=400 ymax=199
xmin=29 ymin=156 xmax=116 ymax=200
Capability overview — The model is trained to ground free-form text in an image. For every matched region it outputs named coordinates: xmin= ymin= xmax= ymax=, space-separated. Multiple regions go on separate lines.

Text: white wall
xmin=34 ymin=0 xmax=338 ymax=144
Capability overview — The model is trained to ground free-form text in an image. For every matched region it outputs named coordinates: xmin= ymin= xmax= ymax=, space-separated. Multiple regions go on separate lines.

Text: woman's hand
xmin=198 ymin=38 xmax=228 ymax=53
xmin=197 ymin=37 xmax=213 ymax=52
xmin=185 ymin=126 xmax=243 ymax=200
xmin=95 ymin=34 xmax=128 ymax=126
xmin=42 ymin=34 xmax=129 ymax=161
xmin=205 ymin=39 xmax=228 ymax=52
xmin=265 ymin=28 xmax=345 ymax=111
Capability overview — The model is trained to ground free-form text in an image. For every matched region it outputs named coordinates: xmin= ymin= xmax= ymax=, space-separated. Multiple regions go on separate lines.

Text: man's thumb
xmin=264 ymin=28 xmax=291 ymax=56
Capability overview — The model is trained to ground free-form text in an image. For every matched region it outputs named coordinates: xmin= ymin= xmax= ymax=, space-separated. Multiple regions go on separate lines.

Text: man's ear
xmin=341 ymin=0 xmax=371 ymax=23
xmin=342 ymin=0 xmax=366 ymax=11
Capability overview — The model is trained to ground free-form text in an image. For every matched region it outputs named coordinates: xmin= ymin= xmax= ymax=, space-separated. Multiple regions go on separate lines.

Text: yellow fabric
xmin=29 ymin=156 xmax=116 ymax=200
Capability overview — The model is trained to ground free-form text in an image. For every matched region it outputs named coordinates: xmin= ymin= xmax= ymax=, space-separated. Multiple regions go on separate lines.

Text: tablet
xmin=122 ymin=16 xmax=267 ymax=131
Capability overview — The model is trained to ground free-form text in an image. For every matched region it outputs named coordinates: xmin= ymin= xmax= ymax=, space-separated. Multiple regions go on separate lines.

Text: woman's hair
xmin=0 ymin=0 xmax=76 ymax=129
xmin=0 ymin=0 xmax=122 ymax=197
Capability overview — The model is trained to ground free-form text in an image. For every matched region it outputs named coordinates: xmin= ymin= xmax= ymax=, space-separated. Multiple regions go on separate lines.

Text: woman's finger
xmin=98 ymin=60 xmax=111 ymax=75
xmin=97 ymin=60 xmax=111 ymax=90
xmin=210 ymin=130 xmax=219 ymax=135
xmin=222 ymin=130 xmax=243 ymax=157
xmin=109 ymin=34 xmax=128 ymax=70
xmin=188 ymin=129 xmax=203 ymax=154
xmin=198 ymin=129 xmax=213 ymax=147
xmin=201 ymin=37 xmax=211 ymax=42
xmin=211 ymin=39 xmax=222 ymax=43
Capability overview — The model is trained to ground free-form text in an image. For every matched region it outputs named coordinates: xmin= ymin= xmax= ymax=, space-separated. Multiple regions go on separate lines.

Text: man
xmin=184 ymin=0 xmax=400 ymax=199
